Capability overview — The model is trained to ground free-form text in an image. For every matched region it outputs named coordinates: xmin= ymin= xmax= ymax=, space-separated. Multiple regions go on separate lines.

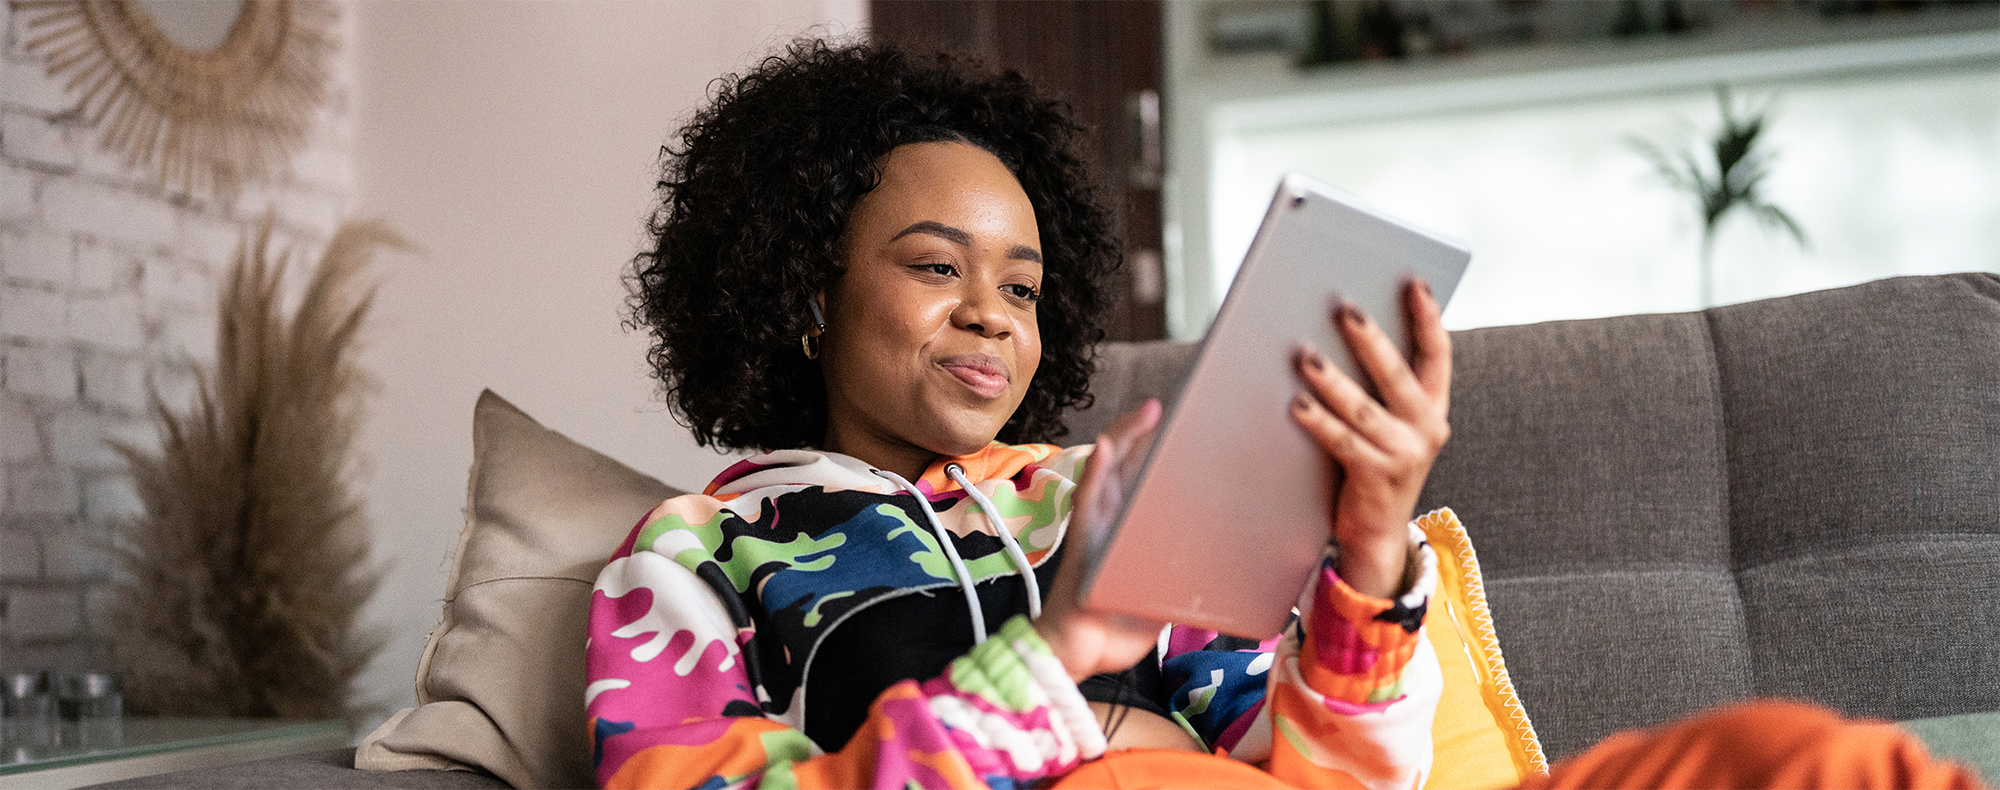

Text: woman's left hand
xmin=1033 ymin=399 xmax=1171 ymax=683
xmin=1291 ymin=280 xmax=1452 ymax=600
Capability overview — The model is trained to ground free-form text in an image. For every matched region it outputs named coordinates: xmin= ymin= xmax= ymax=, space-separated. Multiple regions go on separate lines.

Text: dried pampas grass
xmin=112 ymin=218 xmax=407 ymax=725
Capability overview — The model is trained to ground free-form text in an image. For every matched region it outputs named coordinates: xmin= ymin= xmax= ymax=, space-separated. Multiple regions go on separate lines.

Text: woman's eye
xmin=910 ymin=262 xmax=957 ymax=278
xmin=1005 ymin=283 xmax=1043 ymax=302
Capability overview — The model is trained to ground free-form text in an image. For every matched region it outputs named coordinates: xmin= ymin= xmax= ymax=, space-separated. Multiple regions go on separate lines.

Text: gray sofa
xmin=1079 ymin=272 xmax=2000 ymax=765
xmin=91 ymin=273 xmax=1999 ymax=788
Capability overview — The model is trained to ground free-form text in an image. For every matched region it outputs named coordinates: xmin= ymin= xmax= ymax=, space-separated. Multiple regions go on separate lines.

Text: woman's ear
xmin=801 ymin=290 xmax=831 ymax=360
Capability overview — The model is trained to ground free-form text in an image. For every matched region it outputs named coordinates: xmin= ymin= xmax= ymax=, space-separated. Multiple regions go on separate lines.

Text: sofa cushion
xmin=1478 ymin=572 xmax=1754 ymax=760
xmin=1739 ymin=541 xmax=2000 ymax=720
xmin=1708 ymin=275 xmax=2000 ymax=723
xmin=1423 ymin=312 xmax=1732 ymax=575
xmin=1063 ymin=339 xmax=1198 ymax=444
xmin=1418 ymin=309 xmax=1750 ymax=759
xmin=355 ymin=391 xmax=682 ymax=789
xmin=1709 ymin=274 xmax=2000 ymax=564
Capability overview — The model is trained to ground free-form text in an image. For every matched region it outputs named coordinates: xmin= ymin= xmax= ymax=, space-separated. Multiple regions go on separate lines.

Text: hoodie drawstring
xmin=946 ymin=463 xmax=1043 ymax=621
xmin=872 ymin=466 xmax=1042 ymax=644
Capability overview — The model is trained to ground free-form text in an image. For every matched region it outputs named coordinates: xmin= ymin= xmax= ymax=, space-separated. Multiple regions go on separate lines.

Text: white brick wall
xmin=0 ymin=0 xmax=356 ymax=671
xmin=74 ymin=240 xmax=139 ymax=294
xmin=39 ymin=179 xmax=181 ymax=251
xmin=0 ymin=528 xmax=33 ymax=579
xmin=0 ymin=169 xmax=31 ymax=221
xmin=0 ymin=396 xmax=39 ymax=461
xmin=42 ymin=522 xmax=112 ymax=579
xmin=141 ymin=255 xmax=216 ymax=314
xmin=49 ymin=409 xmax=136 ymax=471
xmin=0 ymin=109 xmax=78 ymax=171
xmin=4 ymin=587 xmax=81 ymax=641
xmin=5 ymin=463 xmax=74 ymax=516
xmin=79 ymin=352 xmax=144 ymax=412
xmin=0 ymin=284 xmax=65 ymax=342
xmin=3 ymin=344 xmax=76 ymax=400
xmin=68 ymin=292 xmax=146 ymax=352
xmin=1 ymin=228 xmax=70 ymax=286
xmin=0 ymin=56 xmax=75 ymax=116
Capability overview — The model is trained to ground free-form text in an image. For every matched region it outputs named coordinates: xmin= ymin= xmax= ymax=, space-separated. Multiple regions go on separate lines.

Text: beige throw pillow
xmin=356 ymin=390 xmax=682 ymax=789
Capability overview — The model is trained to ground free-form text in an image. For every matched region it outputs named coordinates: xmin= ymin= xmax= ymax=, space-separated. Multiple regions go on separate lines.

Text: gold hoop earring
xmin=801 ymin=300 xmax=827 ymax=360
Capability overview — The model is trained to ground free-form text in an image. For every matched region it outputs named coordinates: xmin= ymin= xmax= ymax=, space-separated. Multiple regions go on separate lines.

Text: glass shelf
xmin=0 ymin=718 xmax=346 ymax=788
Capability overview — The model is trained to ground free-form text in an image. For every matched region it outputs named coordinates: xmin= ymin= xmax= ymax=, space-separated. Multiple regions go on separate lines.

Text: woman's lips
xmin=939 ymin=355 xmax=1010 ymax=399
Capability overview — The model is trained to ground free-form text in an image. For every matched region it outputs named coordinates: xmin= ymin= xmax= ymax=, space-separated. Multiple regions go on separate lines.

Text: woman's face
xmin=819 ymin=142 xmax=1044 ymax=471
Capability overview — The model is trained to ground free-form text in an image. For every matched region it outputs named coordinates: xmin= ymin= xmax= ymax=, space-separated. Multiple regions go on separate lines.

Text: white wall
xmin=350 ymin=0 xmax=865 ymax=731
xmin=1164 ymin=5 xmax=2000 ymax=336
xmin=1211 ymin=58 xmax=2000 ymax=330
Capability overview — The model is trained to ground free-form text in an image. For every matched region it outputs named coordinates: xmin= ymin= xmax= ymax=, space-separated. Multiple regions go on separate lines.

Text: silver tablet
xmin=1080 ymin=173 xmax=1470 ymax=639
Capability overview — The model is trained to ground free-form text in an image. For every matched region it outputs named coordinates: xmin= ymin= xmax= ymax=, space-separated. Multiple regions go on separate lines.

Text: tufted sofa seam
xmin=1728 ymin=533 xmax=2000 ymax=573
xmin=1699 ymin=304 xmax=1760 ymax=705
xmin=1481 ymin=565 xmax=1736 ymax=584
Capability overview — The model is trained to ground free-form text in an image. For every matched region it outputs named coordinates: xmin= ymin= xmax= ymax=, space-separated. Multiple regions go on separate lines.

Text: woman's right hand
xmin=1032 ymin=399 xmax=1169 ymax=683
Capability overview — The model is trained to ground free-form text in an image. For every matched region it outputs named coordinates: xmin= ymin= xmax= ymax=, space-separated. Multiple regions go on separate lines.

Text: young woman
xmin=587 ymin=39 xmax=1448 ymax=789
xmin=586 ymin=38 xmax=1981 ymax=790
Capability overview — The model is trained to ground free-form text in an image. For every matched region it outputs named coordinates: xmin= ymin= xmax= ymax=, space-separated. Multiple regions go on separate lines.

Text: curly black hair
xmin=630 ymin=39 xmax=1121 ymax=452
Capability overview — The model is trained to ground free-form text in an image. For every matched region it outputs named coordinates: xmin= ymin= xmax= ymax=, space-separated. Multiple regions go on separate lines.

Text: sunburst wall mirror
xmin=16 ymin=0 xmax=336 ymax=200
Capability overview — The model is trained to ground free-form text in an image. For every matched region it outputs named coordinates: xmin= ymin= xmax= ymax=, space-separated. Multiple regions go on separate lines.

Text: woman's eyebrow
xmin=892 ymin=220 xmax=972 ymax=247
xmin=892 ymin=221 xmax=1044 ymax=264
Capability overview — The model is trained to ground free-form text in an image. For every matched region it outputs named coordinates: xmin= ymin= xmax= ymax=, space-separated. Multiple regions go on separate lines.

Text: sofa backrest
xmin=1067 ymin=273 xmax=2000 ymax=762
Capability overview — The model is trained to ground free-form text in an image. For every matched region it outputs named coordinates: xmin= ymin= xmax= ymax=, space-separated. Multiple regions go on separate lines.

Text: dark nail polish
xmin=1306 ymin=352 xmax=1325 ymax=372
xmin=1340 ymin=304 xmax=1365 ymax=326
xmin=1293 ymin=392 xmax=1313 ymax=412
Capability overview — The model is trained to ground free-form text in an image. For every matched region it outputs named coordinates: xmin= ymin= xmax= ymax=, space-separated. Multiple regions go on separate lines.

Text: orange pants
xmin=1522 ymin=700 xmax=1983 ymax=790
xmin=1050 ymin=701 xmax=1984 ymax=789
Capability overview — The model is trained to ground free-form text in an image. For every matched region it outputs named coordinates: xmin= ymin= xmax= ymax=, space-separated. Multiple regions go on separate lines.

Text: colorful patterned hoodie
xmin=586 ymin=442 xmax=1443 ymax=789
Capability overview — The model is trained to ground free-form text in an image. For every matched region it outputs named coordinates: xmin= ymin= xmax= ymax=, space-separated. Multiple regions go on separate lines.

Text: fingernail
xmin=1292 ymin=392 xmax=1313 ymax=412
xmin=1305 ymin=351 xmax=1325 ymax=372
xmin=1340 ymin=304 xmax=1365 ymax=327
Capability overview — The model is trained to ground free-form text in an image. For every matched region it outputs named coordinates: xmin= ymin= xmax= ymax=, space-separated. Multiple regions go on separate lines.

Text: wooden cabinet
xmin=872 ymin=1 xmax=1167 ymax=342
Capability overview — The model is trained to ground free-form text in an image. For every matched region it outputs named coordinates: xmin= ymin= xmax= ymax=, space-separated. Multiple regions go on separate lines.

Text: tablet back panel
xmin=1082 ymin=174 xmax=1470 ymax=639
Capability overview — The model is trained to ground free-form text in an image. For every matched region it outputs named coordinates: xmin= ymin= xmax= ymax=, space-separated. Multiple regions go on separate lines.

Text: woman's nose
xmin=952 ymin=285 xmax=1010 ymax=339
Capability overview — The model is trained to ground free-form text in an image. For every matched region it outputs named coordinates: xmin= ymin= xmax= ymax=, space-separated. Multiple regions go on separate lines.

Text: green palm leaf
xmin=1629 ymin=84 xmax=1810 ymax=306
